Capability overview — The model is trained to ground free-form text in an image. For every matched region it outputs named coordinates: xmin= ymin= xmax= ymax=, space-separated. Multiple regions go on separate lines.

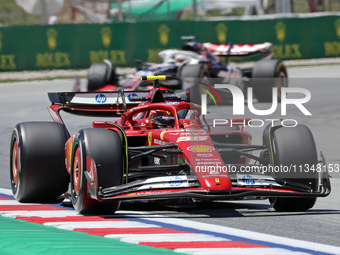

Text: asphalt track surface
xmin=0 ymin=65 xmax=339 ymax=249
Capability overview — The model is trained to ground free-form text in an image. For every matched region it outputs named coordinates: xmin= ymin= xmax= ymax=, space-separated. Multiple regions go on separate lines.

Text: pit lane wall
xmin=1 ymin=13 xmax=340 ymax=71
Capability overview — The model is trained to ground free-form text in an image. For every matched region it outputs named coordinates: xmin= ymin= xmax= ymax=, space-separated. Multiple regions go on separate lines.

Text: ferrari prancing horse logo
xmin=148 ymin=132 xmax=152 ymax=146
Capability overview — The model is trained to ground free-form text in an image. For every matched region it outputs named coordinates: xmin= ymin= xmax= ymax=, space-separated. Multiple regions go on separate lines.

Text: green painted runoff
xmin=0 ymin=216 xmax=183 ymax=255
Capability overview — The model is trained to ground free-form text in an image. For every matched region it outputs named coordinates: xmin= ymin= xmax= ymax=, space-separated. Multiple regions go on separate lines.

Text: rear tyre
xmin=70 ymin=128 xmax=123 ymax=214
xmin=269 ymin=125 xmax=318 ymax=212
xmin=87 ymin=63 xmax=108 ymax=91
xmin=252 ymin=59 xmax=288 ymax=102
xmin=87 ymin=62 xmax=118 ymax=91
xmin=10 ymin=122 xmax=69 ymax=203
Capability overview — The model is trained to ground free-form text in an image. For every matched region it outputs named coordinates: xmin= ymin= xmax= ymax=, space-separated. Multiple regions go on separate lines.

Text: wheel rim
xmin=73 ymin=147 xmax=81 ymax=196
xmin=11 ymin=140 xmax=19 ymax=187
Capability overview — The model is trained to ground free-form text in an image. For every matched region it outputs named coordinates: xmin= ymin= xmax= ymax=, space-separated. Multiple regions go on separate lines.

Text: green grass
xmin=0 ymin=216 xmax=181 ymax=255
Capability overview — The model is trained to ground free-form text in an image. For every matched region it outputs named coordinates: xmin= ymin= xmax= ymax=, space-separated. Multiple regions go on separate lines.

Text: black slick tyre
xmin=87 ymin=63 xmax=108 ymax=91
xmin=269 ymin=125 xmax=318 ymax=212
xmin=87 ymin=62 xmax=120 ymax=91
xmin=70 ymin=128 xmax=123 ymax=214
xmin=10 ymin=122 xmax=69 ymax=203
xmin=251 ymin=59 xmax=288 ymax=102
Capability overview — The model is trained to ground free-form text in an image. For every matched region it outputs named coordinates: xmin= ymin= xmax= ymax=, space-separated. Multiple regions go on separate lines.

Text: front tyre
xmin=269 ymin=197 xmax=316 ymax=212
xmin=70 ymin=128 xmax=123 ymax=214
xmin=269 ymin=125 xmax=318 ymax=212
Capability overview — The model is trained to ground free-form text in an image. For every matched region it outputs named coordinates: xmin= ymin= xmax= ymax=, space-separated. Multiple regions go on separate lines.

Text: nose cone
xmin=200 ymin=177 xmax=232 ymax=190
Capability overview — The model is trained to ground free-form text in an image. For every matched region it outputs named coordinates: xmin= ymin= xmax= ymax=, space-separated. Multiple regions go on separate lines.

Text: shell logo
xmin=187 ymin=145 xmax=215 ymax=152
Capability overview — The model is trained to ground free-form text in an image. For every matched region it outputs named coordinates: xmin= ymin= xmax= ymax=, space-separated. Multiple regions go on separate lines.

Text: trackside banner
xmin=1 ymin=13 xmax=340 ymax=71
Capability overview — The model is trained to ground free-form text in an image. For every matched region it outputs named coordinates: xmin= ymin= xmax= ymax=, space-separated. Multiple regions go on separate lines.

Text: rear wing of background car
xmin=203 ymin=42 xmax=272 ymax=57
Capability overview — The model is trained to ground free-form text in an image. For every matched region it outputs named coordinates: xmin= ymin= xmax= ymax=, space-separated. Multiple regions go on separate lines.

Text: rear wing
xmin=203 ymin=42 xmax=272 ymax=57
xmin=48 ymin=91 xmax=150 ymax=106
xmin=48 ymin=90 xmax=150 ymax=117
xmin=48 ymin=76 xmax=176 ymax=119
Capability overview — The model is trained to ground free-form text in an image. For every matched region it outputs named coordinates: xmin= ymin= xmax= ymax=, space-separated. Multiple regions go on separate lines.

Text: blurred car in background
xmin=87 ymin=36 xmax=288 ymax=102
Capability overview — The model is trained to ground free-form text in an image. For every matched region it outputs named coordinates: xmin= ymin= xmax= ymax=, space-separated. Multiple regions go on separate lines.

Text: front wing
xmin=88 ymin=171 xmax=331 ymax=202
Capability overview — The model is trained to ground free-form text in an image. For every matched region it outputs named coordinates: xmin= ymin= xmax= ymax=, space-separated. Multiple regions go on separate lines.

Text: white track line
xmin=43 ymin=221 xmax=160 ymax=230
xmin=1 ymin=189 xmax=340 ymax=254
xmin=174 ymin=248 xmax=311 ymax=255
xmin=0 ymin=200 xmax=41 ymax=205
xmin=105 ymin=233 xmax=228 ymax=244
xmin=138 ymin=217 xmax=340 ymax=254
xmin=114 ymin=210 xmax=167 ymax=217
xmin=0 ymin=210 xmax=81 ymax=218
xmin=0 ymin=188 xmax=13 ymax=196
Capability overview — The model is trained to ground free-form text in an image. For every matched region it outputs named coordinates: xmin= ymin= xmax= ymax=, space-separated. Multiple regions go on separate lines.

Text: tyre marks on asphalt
xmin=1 ymin=193 xmax=339 ymax=255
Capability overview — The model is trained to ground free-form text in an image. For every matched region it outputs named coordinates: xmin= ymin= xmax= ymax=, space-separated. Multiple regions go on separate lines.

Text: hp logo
xmin=95 ymin=94 xmax=107 ymax=104
xmin=169 ymin=176 xmax=182 ymax=187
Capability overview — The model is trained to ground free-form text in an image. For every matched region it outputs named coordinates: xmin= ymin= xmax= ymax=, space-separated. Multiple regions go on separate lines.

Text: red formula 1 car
xmin=10 ymin=76 xmax=329 ymax=214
